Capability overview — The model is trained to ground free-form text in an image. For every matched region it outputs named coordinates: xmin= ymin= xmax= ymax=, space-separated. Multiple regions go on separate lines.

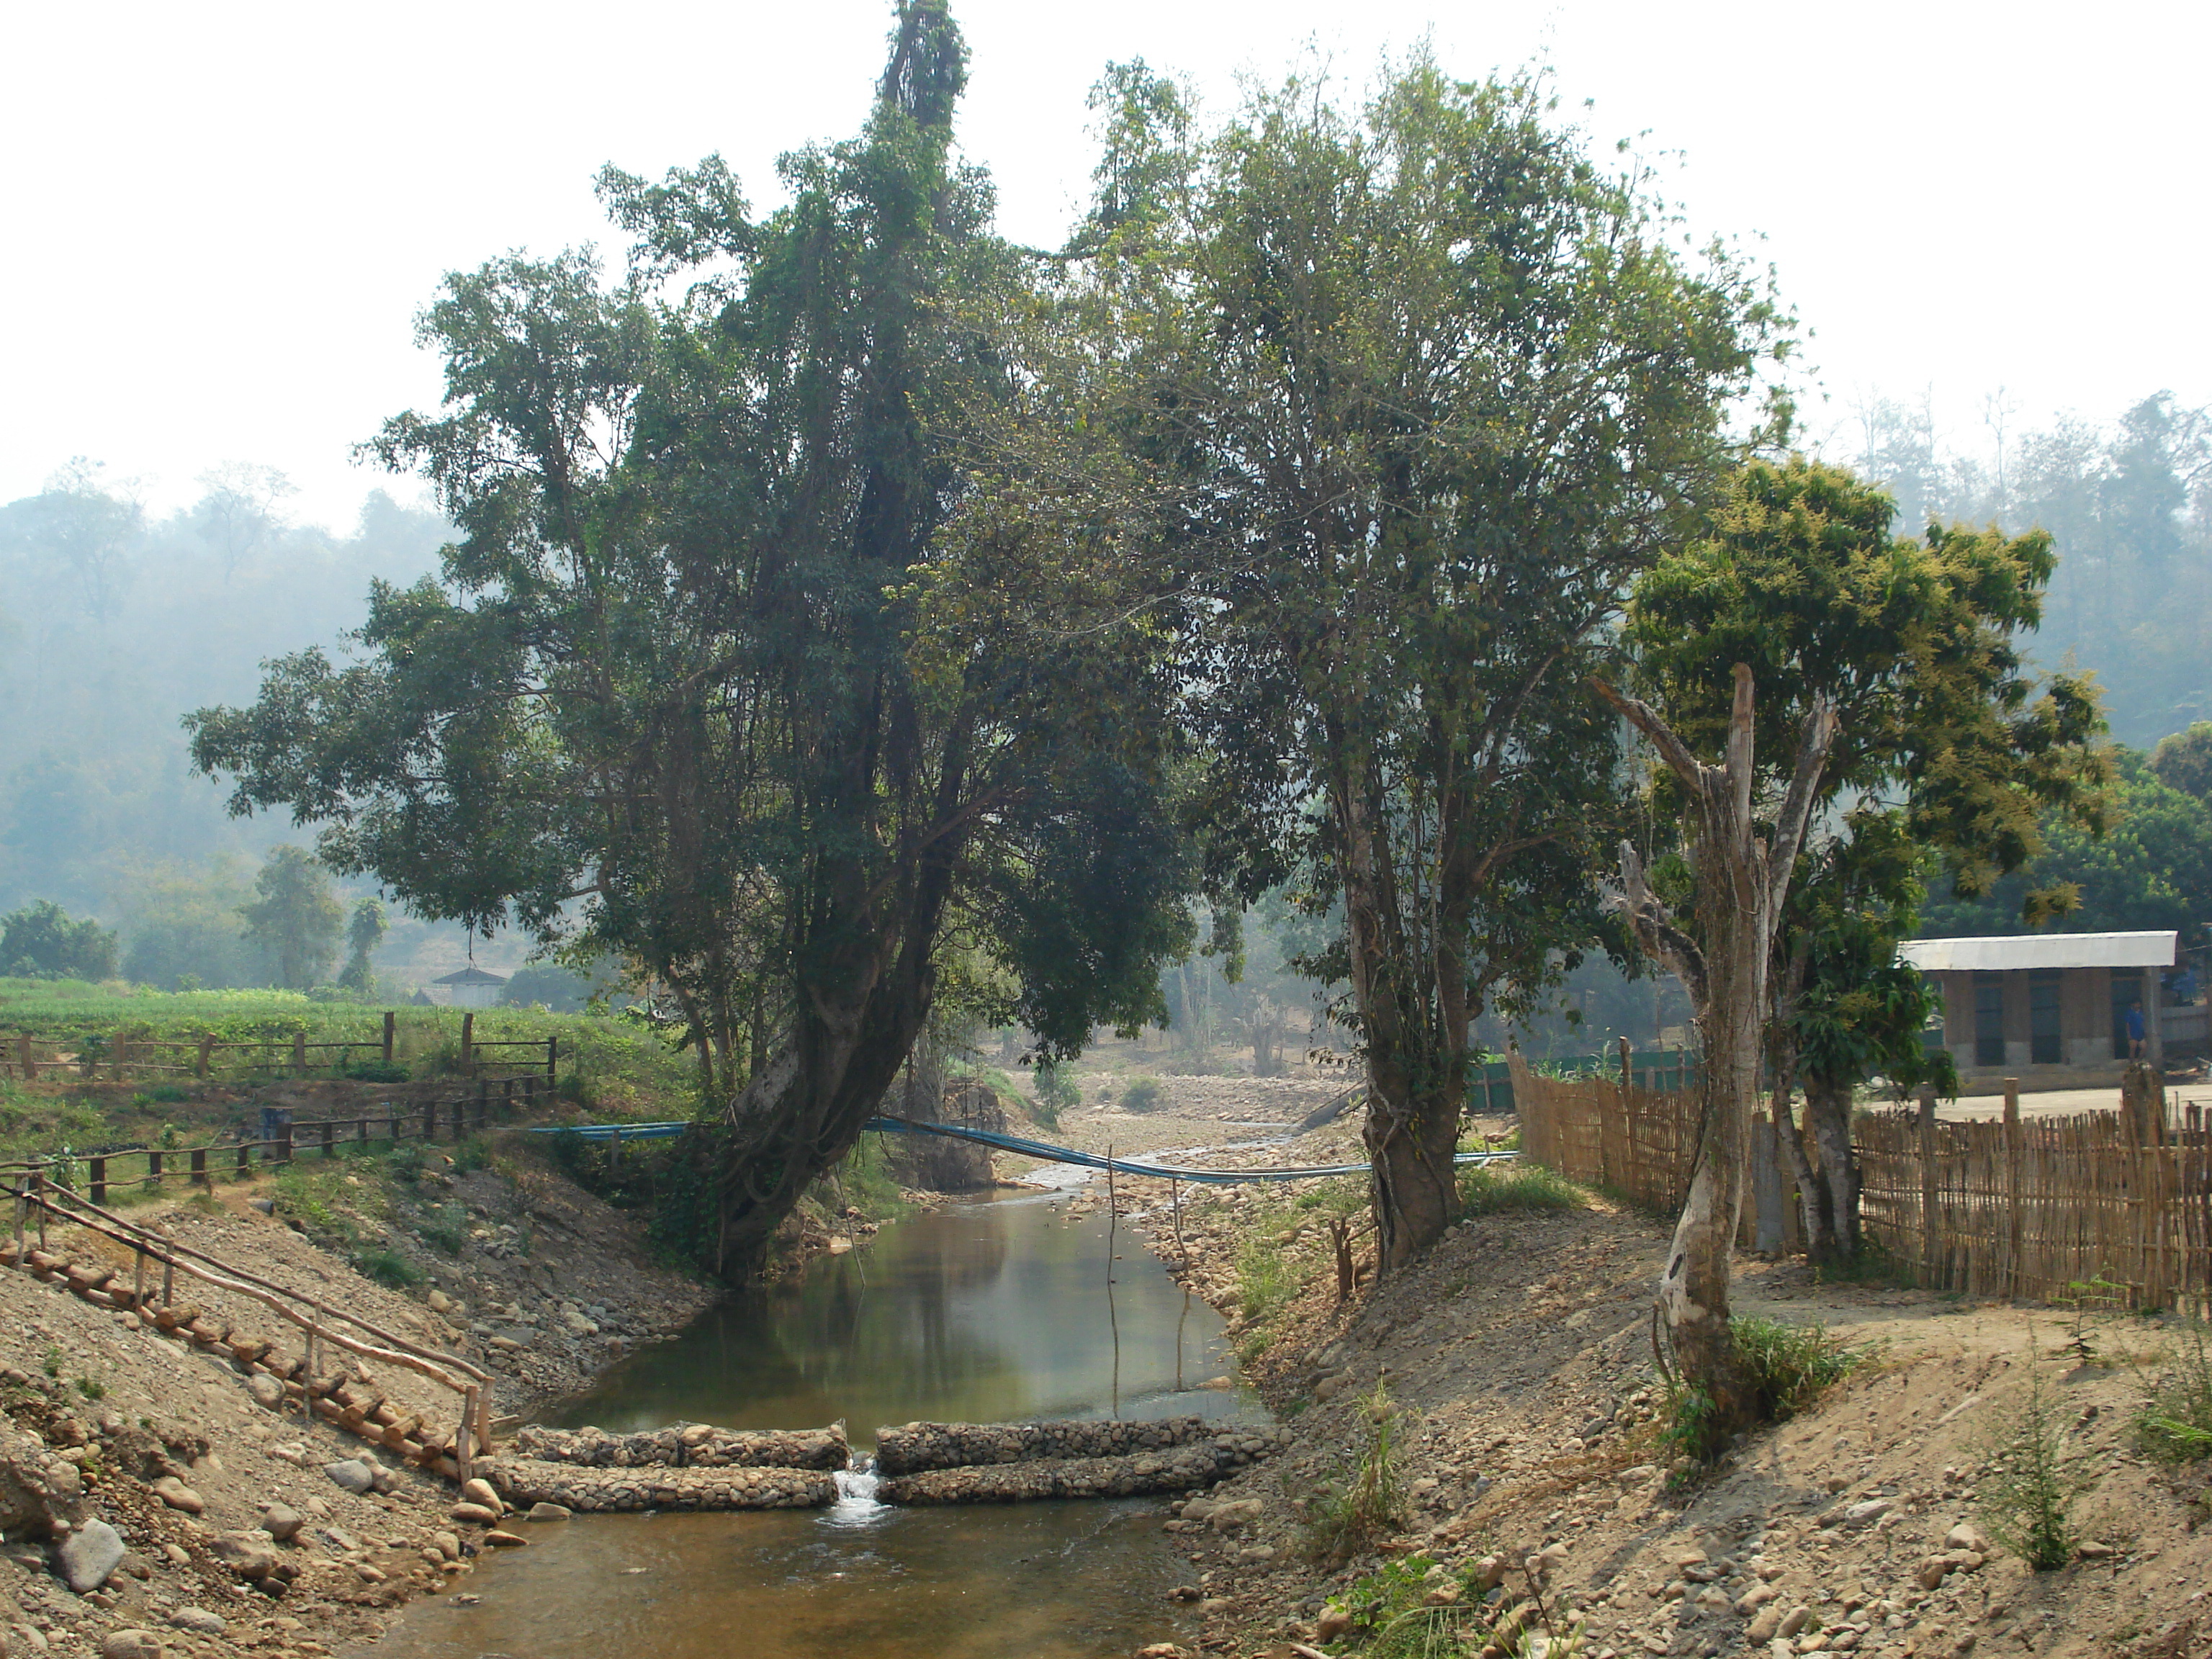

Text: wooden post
xmin=303 ymin=1313 xmax=318 ymax=1424
xmin=321 ymin=1121 xmax=336 ymax=1160
xmin=1105 ymin=1141 xmax=1117 ymax=1285
xmin=458 ymin=1385 xmax=478 ymax=1483
xmin=1619 ymin=1034 xmax=1632 ymax=1094
xmin=292 ymin=1030 xmax=307 ymax=1076
xmin=2003 ymin=1078 xmax=2023 ymax=1297
xmin=148 ymin=1150 xmax=163 ymax=1190
xmin=132 ymin=1246 xmax=146 ymax=1310
xmin=1169 ymin=1175 xmax=1187 ymax=1264
xmin=235 ymin=1141 xmax=251 ymax=1181
xmin=547 ymin=1035 xmax=558 ymax=1084
xmin=189 ymin=1148 xmax=207 ymax=1188
xmin=89 ymin=1157 xmax=106 ymax=1206
xmin=197 ymin=1034 xmax=214 ymax=1079
xmin=1917 ymin=1085 xmax=1940 ymax=1290
xmin=460 ymin=1012 xmax=475 ymax=1078
xmin=424 ymin=1100 xmax=439 ymax=1143
xmin=161 ymin=1231 xmax=174 ymax=1307
xmin=13 ymin=1185 xmax=25 ymax=1264
xmin=17 ymin=1033 xmax=32 ymax=1081
xmin=382 ymin=1011 xmax=396 ymax=1068
xmin=276 ymin=1118 xmax=294 ymax=1167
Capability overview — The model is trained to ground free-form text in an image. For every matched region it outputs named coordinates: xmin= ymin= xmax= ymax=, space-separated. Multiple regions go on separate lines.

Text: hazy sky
xmin=6 ymin=0 xmax=2203 ymax=527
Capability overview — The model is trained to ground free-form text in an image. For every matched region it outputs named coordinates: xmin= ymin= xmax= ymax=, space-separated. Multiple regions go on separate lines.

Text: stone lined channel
xmin=357 ymin=1187 xmax=1267 ymax=1659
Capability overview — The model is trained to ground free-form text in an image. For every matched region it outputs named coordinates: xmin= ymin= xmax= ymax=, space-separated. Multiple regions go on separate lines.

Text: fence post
xmin=424 ymin=1100 xmax=439 ymax=1143
xmin=89 ymin=1157 xmax=106 ymax=1206
xmin=322 ymin=1121 xmax=336 ymax=1160
xmin=2002 ymin=1079 xmax=2023 ymax=1298
xmin=235 ymin=1142 xmax=251 ymax=1181
xmin=197 ymin=1035 xmax=215 ymax=1079
xmin=291 ymin=1030 xmax=307 ymax=1076
xmin=382 ymin=1011 xmax=396 ymax=1069
xmin=547 ymin=1035 xmax=558 ymax=1085
xmin=461 ymin=1012 xmax=475 ymax=1078
xmin=1917 ymin=1085 xmax=1940 ymax=1290
xmin=190 ymin=1148 xmax=207 ymax=1189
xmin=132 ymin=1246 xmax=146 ymax=1310
xmin=148 ymin=1149 xmax=163 ymax=1190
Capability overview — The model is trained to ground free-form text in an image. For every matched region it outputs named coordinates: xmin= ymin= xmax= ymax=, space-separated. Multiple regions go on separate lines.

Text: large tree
xmin=1067 ymin=58 xmax=1784 ymax=1269
xmin=238 ymin=845 xmax=344 ymax=990
xmin=188 ymin=3 xmax=1195 ymax=1277
xmin=1620 ymin=457 xmax=2110 ymax=1271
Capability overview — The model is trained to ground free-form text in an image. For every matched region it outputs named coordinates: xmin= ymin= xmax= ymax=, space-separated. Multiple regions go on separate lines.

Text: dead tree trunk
xmin=1593 ymin=665 xmax=1835 ymax=1427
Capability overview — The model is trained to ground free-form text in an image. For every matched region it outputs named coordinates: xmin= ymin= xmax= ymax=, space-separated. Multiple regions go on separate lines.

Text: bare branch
xmin=1766 ymin=693 xmax=1840 ymax=914
xmin=1589 ymin=676 xmax=1706 ymax=790
xmin=1612 ymin=840 xmax=1708 ymax=1007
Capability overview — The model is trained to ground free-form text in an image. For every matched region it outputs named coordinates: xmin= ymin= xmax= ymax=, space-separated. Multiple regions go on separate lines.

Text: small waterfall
xmin=823 ymin=1455 xmax=889 ymax=1527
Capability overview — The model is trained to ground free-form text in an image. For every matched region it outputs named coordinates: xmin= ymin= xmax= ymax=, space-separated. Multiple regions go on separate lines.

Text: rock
xmin=449 ymin=1502 xmax=500 ymax=1526
xmin=824 ymin=1237 xmax=853 ymax=1256
xmin=354 ymin=1563 xmax=387 ymax=1583
xmin=160 ymin=1543 xmax=189 ymax=1566
xmin=166 ymin=1609 xmax=225 ymax=1635
xmin=1178 ymin=1497 xmax=1215 ymax=1523
xmin=59 ymin=1520 xmax=127 ymax=1592
xmin=1945 ymin=1523 xmax=1988 ymax=1552
xmin=2077 ymin=1540 xmax=2115 ymax=1560
xmin=461 ymin=1477 xmax=505 ymax=1514
xmin=1423 ymin=1583 xmax=1462 ymax=1606
xmin=149 ymin=1478 xmax=203 ymax=1515
xmin=209 ymin=1532 xmax=278 ymax=1581
xmin=99 ymin=1634 xmax=163 ymax=1659
xmin=1198 ymin=1597 xmax=1231 ymax=1615
xmin=1209 ymin=1498 xmax=1264 ymax=1532
xmin=1843 ymin=1499 xmax=1892 ymax=1527
xmin=1777 ymin=1607 xmax=1811 ymax=1640
xmin=248 ymin=1196 xmax=275 ymax=1214
xmin=1473 ymin=1554 xmax=1509 ymax=1590
xmin=431 ymin=1531 xmax=462 ymax=1561
xmin=323 ymin=1459 xmax=377 ymax=1494
xmin=258 ymin=1504 xmax=303 ymax=1543
xmin=246 ymin=1375 xmax=285 ymax=1411
xmin=1694 ymin=1586 xmax=1732 ymax=1612
xmin=1313 ymin=1376 xmax=1345 ymax=1402
xmin=1737 ymin=1586 xmax=1778 ymax=1617
xmin=1747 ymin=1608 xmax=1783 ymax=1643
xmin=1316 ymin=1608 xmax=1354 ymax=1642
xmin=0 ymin=1425 xmax=85 ymax=1537
xmin=526 ymin=1501 xmax=572 ymax=1522
xmin=426 ymin=1289 xmax=452 ymax=1313
xmin=483 ymin=1529 xmax=529 ymax=1548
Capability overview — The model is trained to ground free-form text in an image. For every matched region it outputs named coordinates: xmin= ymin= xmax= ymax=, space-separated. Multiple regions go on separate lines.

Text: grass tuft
xmin=2134 ymin=1319 xmax=2212 ymax=1465
xmin=1456 ymin=1160 xmax=1584 ymax=1218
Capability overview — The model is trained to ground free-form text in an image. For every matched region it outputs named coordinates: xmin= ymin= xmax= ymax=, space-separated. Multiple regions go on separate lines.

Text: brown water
xmin=360 ymin=1188 xmax=1262 ymax=1659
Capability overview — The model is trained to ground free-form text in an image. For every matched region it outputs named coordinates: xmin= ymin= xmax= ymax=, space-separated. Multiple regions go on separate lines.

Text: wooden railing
xmin=6 ymin=1175 xmax=495 ymax=1480
xmin=1 ymin=1010 xmax=559 ymax=1084
xmin=1 ymin=1074 xmax=555 ymax=1206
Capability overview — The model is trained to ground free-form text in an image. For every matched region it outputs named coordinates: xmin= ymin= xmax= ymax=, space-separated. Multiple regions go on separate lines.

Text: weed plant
xmin=1323 ymin=1552 xmax=1587 ymax=1659
xmin=1120 ymin=1075 xmax=1164 ymax=1112
xmin=1663 ymin=1316 xmax=1867 ymax=1465
xmin=1303 ymin=1380 xmax=1410 ymax=1567
xmin=352 ymin=1247 xmax=424 ymax=1290
xmin=2134 ymin=1319 xmax=2212 ymax=1463
xmin=1455 ymin=1161 xmax=1583 ymax=1218
xmin=1235 ymin=1234 xmax=1292 ymax=1325
xmin=1977 ymin=1349 xmax=2086 ymax=1570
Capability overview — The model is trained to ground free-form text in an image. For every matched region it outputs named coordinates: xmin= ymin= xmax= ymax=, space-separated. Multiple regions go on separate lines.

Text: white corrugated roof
xmin=1899 ymin=932 xmax=2177 ymax=973
xmin=431 ymin=965 xmax=509 ymax=985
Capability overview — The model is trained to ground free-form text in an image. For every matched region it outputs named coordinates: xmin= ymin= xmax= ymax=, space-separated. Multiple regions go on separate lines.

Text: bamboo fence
xmin=1 ymin=1011 xmax=557 ymax=1084
xmin=1514 ymin=1048 xmax=2212 ymax=1316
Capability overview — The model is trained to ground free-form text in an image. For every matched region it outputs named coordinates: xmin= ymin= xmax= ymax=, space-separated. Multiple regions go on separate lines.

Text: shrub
xmin=340 ymin=1061 xmax=409 ymax=1084
xmin=1977 ymin=1352 xmax=2087 ymax=1570
xmin=1120 ymin=1075 xmax=1164 ymax=1112
xmin=415 ymin=1202 xmax=467 ymax=1255
xmin=1303 ymin=1380 xmax=1410 ymax=1566
xmin=1235 ymin=1235 xmax=1293 ymax=1325
xmin=354 ymin=1247 xmax=424 ymax=1289
xmin=1030 ymin=1058 xmax=1079 ymax=1130
xmin=1663 ymin=1316 xmax=1867 ymax=1465
xmin=2134 ymin=1320 xmax=2212 ymax=1464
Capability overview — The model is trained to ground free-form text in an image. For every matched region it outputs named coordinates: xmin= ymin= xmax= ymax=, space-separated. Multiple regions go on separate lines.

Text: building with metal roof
xmin=429 ymin=963 xmax=508 ymax=1010
xmin=1899 ymin=930 xmax=2204 ymax=1086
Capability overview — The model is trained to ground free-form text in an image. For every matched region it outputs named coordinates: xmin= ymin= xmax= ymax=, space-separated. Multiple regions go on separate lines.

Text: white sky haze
xmin=4 ymin=0 xmax=2203 ymax=526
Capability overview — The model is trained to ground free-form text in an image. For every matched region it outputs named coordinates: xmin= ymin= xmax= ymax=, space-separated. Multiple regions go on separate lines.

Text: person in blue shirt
xmin=2126 ymin=1000 xmax=2146 ymax=1058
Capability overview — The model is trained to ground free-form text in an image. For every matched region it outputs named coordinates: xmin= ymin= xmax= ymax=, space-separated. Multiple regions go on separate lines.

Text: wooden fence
xmin=0 ymin=1073 xmax=555 ymax=1207
xmin=1512 ymin=1049 xmax=2212 ymax=1315
xmin=1 ymin=1010 xmax=557 ymax=1084
xmin=1858 ymin=1099 xmax=2212 ymax=1314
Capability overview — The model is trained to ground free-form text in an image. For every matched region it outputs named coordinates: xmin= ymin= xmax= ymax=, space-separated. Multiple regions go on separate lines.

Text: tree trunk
xmin=1596 ymin=666 xmax=1836 ymax=1433
xmin=1799 ymin=1076 xmax=1861 ymax=1261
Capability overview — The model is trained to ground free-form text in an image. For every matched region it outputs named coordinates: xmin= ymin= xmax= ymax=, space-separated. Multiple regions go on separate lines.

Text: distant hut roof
xmin=431 ymin=966 xmax=509 ymax=987
xmin=1899 ymin=931 xmax=2177 ymax=974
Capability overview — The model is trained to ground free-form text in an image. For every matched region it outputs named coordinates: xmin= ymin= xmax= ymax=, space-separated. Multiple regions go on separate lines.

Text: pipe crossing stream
xmin=359 ymin=1187 xmax=1271 ymax=1659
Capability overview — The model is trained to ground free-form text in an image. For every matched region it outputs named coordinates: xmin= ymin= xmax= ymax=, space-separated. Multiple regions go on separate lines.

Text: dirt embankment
xmin=1038 ymin=1100 xmax=2212 ymax=1659
xmin=0 ymin=1141 xmax=719 ymax=1659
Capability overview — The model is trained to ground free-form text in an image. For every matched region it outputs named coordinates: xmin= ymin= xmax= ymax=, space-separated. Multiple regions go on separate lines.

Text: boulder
xmin=526 ymin=1502 xmax=571 ymax=1522
xmin=100 ymin=1634 xmax=163 ymax=1659
xmin=148 ymin=1478 xmax=203 ymax=1516
xmin=208 ymin=1532 xmax=279 ymax=1581
xmin=460 ymin=1478 xmax=505 ymax=1514
xmin=1208 ymin=1498 xmax=1264 ymax=1532
xmin=482 ymin=1529 xmax=529 ymax=1548
xmin=449 ymin=1503 xmax=500 ymax=1527
xmin=258 ymin=1504 xmax=304 ymax=1543
xmin=167 ymin=1609 xmax=226 ymax=1635
xmin=323 ymin=1460 xmax=376 ymax=1494
xmin=246 ymin=1375 xmax=286 ymax=1411
xmin=0 ymin=1426 xmax=85 ymax=1537
xmin=59 ymin=1520 xmax=126 ymax=1592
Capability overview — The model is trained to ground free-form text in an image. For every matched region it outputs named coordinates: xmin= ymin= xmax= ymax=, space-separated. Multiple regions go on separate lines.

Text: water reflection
xmin=361 ymin=1192 xmax=1264 ymax=1659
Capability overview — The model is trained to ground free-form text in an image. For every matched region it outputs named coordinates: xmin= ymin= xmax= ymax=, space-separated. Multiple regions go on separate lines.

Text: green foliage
xmin=1325 ymin=1552 xmax=1588 ymax=1659
xmin=1303 ymin=1380 xmax=1410 ymax=1566
xmin=1 ymin=901 xmax=119 ymax=981
xmin=2150 ymin=722 xmax=2212 ymax=802
xmin=1455 ymin=1161 xmax=1583 ymax=1218
xmin=338 ymin=898 xmax=385 ymax=993
xmin=73 ymin=1375 xmax=105 ymax=1401
xmin=1118 ymin=1074 xmax=1164 ymax=1112
xmin=1976 ymin=1355 xmax=2087 ymax=1570
xmin=1234 ymin=1234 xmax=1292 ymax=1325
xmin=413 ymin=1202 xmax=466 ymax=1256
xmin=449 ymin=1136 xmax=490 ymax=1176
xmin=1029 ymin=1058 xmax=1080 ymax=1130
xmin=237 ymin=846 xmax=344 ymax=990
xmin=1730 ymin=1316 xmax=1868 ymax=1419
xmin=352 ymin=1246 xmax=423 ymax=1290
xmin=2134 ymin=1321 xmax=2212 ymax=1464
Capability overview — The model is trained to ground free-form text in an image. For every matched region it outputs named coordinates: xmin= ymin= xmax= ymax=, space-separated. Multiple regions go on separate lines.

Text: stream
xmin=359 ymin=1186 xmax=1264 ymax=1659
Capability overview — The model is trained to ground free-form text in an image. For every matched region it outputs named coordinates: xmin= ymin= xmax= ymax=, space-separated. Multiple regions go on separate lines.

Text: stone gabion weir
xmin=485 ymin=1415 xmax=1287 ymax=1512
